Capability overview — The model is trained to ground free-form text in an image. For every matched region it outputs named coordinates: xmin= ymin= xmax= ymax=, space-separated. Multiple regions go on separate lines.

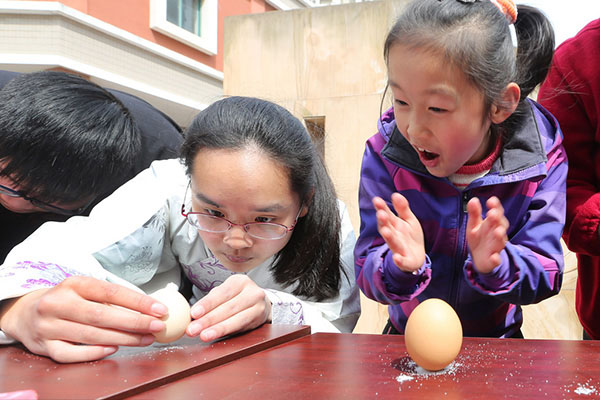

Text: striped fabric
xmin=448 ymin=136 xmax=503 ymax=189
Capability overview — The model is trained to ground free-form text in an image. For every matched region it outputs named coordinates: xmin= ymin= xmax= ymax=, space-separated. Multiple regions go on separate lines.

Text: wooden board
xmin=133 ymin=332 xmax=600 ymax=399
xmin=0 ymin=324 xmax=310 ymax=400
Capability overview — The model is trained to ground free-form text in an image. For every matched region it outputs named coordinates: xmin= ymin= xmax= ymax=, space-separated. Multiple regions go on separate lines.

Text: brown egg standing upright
xmin=404 ymin=298 xmax=463 ymax=371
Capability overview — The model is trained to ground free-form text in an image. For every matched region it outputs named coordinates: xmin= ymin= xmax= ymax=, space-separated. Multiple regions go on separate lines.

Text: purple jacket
xmin=354 ymin=100 xmax=567 ymax=337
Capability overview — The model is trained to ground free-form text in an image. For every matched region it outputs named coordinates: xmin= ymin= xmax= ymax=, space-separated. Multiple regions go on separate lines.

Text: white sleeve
xmin=264 ymin=200 xmax=360 ymax=333
xmin=0 ymin=159 xmax=186 ymax=302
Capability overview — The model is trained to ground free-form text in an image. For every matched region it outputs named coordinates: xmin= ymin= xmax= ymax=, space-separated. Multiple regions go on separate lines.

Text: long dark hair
xmin=181 ymin=96 xmax=342 ymax=301
xmin=383 ymin=0 xmax=554 ymax=137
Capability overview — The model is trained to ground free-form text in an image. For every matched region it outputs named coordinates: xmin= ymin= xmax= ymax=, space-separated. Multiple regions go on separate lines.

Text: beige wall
xmin=224 ymin=0 xmax=405 ymax=233
xmin=223 ymin=0 xmax=582 ymax=339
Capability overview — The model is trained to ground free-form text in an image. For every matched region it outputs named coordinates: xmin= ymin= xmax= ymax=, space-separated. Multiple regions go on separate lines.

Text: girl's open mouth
xmin=416 ymin=146 xmax=439 ymax=160
xmin=416 ymin=146 xmax=440 ymax=167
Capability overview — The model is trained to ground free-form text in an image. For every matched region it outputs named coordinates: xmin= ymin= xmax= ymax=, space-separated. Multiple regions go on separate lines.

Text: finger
xmin=191 ymin=283 xmax=266 ymax=330
xmin=486 ymin=196 xmax=504 ymax=214
xmin=37 ymin=291 xmax=165 ymax=334
xmin=372 ymin=196 xmax=392 ymax=213
xmin=36 ymin=317 xmax=157 ymax=347
xmin=493 ymin=225 xmax=509 ymax=245
xmin=189 ymin=281 xmax=267 ymax=338
xmin=44 ymin=340 xmax=119 ymax=363
xmin=466 ymin=197 xmax=483 ymax=232
xmin=380 ymin=225 xmax=410 ymax=256
xmin=61 ymin=277 xmax=167 ymax=318
xmin=374 ymin=198 xmax=395 ymax=226
xmin=190 ymin=275 xmax=247 ymax=319
xmin=197 ymin=305 xmax=268 ymax=342
xmin=390 ymin=193 xmax=413 ymax=222
xmin=487 ymin=197 xmax=510 ymax=231
xmin=375 ymin=209 xmax=391 ymax=230
xmin=482 ymin=207 xmax=509 ymax=236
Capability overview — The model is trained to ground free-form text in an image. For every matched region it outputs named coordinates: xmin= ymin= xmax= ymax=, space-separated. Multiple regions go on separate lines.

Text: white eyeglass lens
xmin=246 ymin=224 xmax=287 ymax=239
xmin=190 ymin=214 xmax=229 ymax=232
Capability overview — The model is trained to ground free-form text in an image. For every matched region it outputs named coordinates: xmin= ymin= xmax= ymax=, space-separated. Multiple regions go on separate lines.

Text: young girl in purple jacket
xmin=354 ymin=0 xmax=567 ymax=338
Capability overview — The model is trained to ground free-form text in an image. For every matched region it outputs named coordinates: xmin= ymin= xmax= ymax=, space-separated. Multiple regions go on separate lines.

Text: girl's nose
xmin=406 ymin=113 xmax=429 ymax=142
xmin=223 ymin=225 xmax=252 ymax=249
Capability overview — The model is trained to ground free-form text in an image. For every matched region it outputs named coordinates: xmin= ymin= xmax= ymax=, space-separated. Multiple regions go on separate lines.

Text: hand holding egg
xmin=404 ymin=298 xmax=463 ymax=371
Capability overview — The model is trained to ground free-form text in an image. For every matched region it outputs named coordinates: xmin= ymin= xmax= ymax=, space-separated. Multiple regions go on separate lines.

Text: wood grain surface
xmin=0 ymin=324 xmax=310 ymax=400
xmin=133 ymin=332 xmax=600 ymax=399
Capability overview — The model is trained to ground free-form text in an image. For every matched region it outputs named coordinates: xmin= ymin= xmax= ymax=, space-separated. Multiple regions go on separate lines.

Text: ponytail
xmin=514 ymin=4 xmax=555 ymax=100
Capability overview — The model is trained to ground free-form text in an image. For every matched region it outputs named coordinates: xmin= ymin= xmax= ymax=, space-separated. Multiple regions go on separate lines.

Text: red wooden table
xmin=132 ymin=333 xmax=600 ymax=399
xmin=0 ymin=324 xmax=310 ymax=399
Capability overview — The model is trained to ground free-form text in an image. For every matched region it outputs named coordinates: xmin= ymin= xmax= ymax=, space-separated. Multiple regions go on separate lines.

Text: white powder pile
xmin=395 ymin=375 xmax=414 ymax=383
xmin=394 ymin=357 xmax=462 ymax=384
xmin=574 ymin=384 xmax=597 ymax=396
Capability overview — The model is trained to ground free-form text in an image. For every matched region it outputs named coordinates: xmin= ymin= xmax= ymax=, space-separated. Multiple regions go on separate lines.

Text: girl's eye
xmin=429 ymin=107 xmax=447 ymax=113
xmin=255 ymin=216 xmax=274 ymax=223
xmin=395 ymin=99 xmax=408 ymax=106
xmin=205 ymin=209 xmax=224 ymax=218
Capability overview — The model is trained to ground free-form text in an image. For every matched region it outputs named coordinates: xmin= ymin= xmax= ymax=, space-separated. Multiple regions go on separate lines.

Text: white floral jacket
xmin=0 ymin=159 xmax=360 ymax=343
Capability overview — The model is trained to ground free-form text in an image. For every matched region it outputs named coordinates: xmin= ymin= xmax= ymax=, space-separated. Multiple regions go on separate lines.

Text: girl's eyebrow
xmin=389 ymin=79 xmax=457 ymax=101
xmin=388 ymin=79 xmax=401 ymax=89
xmin=255 ymin=204 xmax=286 ymax=213
xmin=194 ymin=191 xmax=219 ymax=207
xmin=425 ymin=85 xmax=458 ymax=100
xmin=193 ymin=190 xmax=287 ymax=213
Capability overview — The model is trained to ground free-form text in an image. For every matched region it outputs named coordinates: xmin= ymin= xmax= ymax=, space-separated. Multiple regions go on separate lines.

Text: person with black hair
xmin=355 ymin=0 xmax=567 ymax=338
xmin=0 ymin=96 xmax=360 ymax=363
xmin=0 ymin=70 xmax=183 ymax=263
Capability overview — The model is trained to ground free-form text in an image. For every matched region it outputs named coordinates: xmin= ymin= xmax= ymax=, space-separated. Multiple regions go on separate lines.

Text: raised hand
xmin=466 ymin=196 xmax=509 ymax=274
xmin=373 ymin=193 xmax=425 ymax=273
xmin=0 ymin=276 xmax=168 ymax=363
xmin=187 ymin=274 xmax=271 ymax=342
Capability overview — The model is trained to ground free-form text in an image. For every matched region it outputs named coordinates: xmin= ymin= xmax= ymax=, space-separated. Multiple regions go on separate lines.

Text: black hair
xmin=383 ymin=0 xmax=554 ymax=136
xmin=181 ymin=96 xmax=342 ymax=301
xmin=0 ymin=71 xmax=141 ymax=205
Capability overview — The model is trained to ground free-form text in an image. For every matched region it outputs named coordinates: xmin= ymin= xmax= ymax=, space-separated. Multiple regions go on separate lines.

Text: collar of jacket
xmin=381 ymin=100 xmax=549 ymax=182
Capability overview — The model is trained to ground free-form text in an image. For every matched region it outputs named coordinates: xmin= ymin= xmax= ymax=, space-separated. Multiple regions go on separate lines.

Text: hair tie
xmin=455 ymin=0 xmax=517 ymax=25
xmin=489 ymin=0 xmax=517 ymax=24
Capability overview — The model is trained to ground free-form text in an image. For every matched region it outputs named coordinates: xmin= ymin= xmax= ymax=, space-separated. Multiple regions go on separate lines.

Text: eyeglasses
xmin=0 ymin=183 xmax=91 ymax=216
xmin=181 ymin=184 xmax=303 ymax=240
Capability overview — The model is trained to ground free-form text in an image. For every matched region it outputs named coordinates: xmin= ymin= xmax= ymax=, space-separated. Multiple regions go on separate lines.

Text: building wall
xmin=20 ymin=0 xmax=276 ymax=71
xmin=0 ymin=0 xmax=279 ymax=126
xmin=224 ymin=0 xmax=409 ymax=335
xmin=223 ymin=0 xmax=582 ymax=339
xmin=224 ymin=0 xmax=404 ymax=232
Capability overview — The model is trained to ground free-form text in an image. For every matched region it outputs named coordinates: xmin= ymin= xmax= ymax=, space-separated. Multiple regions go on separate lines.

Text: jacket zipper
xmin=449 ymin=190 xmax=470 ymax=308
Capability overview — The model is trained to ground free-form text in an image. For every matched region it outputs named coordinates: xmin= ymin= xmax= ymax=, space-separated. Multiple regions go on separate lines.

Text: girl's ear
xmin=490 ymin=82 xmax=521 ymax=124
xmin=300 ymin=189 xmax=314 ymax=218
xmin=300 ymin=203 xmax=309 ymax=218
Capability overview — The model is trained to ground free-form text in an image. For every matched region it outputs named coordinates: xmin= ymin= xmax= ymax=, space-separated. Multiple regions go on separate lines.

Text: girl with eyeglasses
xmin=0 ymin=96 xmax=360 ymax=363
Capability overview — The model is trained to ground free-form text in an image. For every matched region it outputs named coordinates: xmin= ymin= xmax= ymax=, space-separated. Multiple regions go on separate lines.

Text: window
xmin=167 ymin=0 xmax=201 ymax=36
xmin=150 ymin=0 xmax=217 ymax=55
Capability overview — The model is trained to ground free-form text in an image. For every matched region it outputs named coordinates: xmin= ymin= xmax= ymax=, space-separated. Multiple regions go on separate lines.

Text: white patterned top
xmin=0 ymin=159 xmax=360 ymax=344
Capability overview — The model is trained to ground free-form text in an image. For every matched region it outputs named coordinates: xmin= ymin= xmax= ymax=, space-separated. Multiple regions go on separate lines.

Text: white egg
xmin=149 ymin=287 xmax=192 ymax=343
xmin=404 ymin=298 xmax=463 ymax=371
